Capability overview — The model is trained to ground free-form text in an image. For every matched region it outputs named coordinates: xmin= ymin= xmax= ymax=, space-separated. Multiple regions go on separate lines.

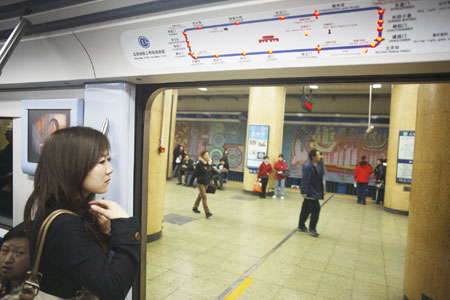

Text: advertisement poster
xmin=397 ymin=131 xmax=415 ymax=183
xmin=247 ymin=125 xmax=269 ymax=169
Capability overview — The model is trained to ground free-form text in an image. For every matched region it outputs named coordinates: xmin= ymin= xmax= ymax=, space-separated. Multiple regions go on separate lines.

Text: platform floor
xmin=146 ymin=181 xmax=408 ymax=300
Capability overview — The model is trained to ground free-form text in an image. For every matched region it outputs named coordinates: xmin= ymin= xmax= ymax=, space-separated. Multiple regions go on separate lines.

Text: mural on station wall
xmin=174 ymin=121 xmax=246 ymax=171
xmin=175 ymin=121 xmax=389 ymax=182
xmin=283 ymin=125 xmax=388 ymax=183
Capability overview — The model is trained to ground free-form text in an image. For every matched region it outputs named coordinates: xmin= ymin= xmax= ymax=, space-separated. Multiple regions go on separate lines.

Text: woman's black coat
xmin=193 ymin=159 xmax=213 ymax=185
xmin=29 ymin=205 xmax=140 ymax=300
xmin=173 ymin=146 xmax=186 ymax=162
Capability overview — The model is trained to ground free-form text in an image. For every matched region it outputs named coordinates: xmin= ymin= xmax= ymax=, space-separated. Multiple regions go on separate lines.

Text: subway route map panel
xmin=121 ymin=0 xmax=450 ymax=73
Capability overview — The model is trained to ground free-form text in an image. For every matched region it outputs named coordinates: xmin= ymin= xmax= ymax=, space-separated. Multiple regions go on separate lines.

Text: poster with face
xmin=28 ymin=109 xmax=70 ymax=163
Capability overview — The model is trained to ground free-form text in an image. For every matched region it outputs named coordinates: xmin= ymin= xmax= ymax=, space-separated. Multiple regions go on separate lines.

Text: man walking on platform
xmin=354 ymin=155 xmax=373 ymax=205
xmin=298 ymin=149 xmax=324 ymax=237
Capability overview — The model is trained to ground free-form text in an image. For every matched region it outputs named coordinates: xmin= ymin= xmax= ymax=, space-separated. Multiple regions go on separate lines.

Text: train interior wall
xmin=0 ymin=84 xmax=136 ymax=236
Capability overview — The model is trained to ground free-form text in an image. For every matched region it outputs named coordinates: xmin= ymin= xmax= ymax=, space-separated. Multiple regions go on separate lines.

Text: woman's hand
xmin=96 ymin=214 xmax=111 ymax=235
xmin=89 ymin=199 xmax=129 ymax=220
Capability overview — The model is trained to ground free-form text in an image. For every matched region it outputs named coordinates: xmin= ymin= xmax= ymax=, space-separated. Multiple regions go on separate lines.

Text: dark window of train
xmin=0 ymin=119 xmax=13 ymax=229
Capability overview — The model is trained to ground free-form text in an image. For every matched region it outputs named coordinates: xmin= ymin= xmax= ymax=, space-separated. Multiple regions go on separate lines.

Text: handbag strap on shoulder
xmin=31 ymin=209 xmax=78 ymax=278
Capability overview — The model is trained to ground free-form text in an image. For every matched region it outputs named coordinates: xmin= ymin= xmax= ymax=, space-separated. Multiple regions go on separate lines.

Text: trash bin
xmin=337 ymin=183 xmax=346 ymax=194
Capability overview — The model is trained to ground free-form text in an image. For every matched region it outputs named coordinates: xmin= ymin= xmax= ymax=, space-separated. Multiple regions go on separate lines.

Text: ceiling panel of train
xmin=0 ymin=0 xmax=228 ymax=41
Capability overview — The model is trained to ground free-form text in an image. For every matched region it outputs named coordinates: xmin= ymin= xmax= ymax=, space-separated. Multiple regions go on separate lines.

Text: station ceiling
xmin=178 ymin=83 xmax=392 ymax=96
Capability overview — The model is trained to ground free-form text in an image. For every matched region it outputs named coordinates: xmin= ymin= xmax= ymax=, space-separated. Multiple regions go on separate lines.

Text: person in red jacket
xmin=273 ymin=154 xmax=287 ymax=199
xmin=257 ymin=156 xmax=272 ymax=198
xmin=354 ymin=155 xmax=373 ymax=204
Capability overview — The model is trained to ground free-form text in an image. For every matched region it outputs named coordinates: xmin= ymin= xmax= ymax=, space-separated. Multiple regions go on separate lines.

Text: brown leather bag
xmin=17 ymin=209 xmax=97 ymax=300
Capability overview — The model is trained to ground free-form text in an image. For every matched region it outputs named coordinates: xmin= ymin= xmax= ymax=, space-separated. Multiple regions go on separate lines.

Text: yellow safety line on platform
xmin=224 ymin=278 xmax=255 ymax=300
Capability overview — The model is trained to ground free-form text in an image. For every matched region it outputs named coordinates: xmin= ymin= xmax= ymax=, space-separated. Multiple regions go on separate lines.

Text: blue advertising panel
xmin=396 ymin=131 xmax=415 ymax=184
xmin=247 ymin=125 xmax=269 ymax=169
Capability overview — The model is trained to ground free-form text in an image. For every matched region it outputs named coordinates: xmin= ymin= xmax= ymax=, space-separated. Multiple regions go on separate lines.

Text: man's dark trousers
xmin=298 ymin=197 xmax=321 ymax=230
xmin=356 ymin=182 xmax=368 ymax=204
xmin=178 ymin=169 xmax=193 ymax=184
xmin=214 ymin=173 xmax=225 ymax=189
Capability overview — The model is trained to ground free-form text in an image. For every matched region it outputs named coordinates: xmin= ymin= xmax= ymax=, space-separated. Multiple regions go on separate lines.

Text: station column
xmin=243 ymin=86 xmax=286 ymax=192
xmin=146 ymin=90 xmax=178 ymax=241
xmin=403 ymin=83 xmax=450 ymax=300
xmin=384 ymin=84 xmax=419 ymax=213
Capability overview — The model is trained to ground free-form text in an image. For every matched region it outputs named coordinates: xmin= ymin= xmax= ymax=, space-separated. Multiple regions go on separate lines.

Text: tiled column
xmin=146 ymin=90 xmax=177 ymax=241
xmin=403 ymin=83 xmax=450 ymax=300
xmin=243 ymin=86 xmax=286 ymax=192
xmin=384 ymin=84 xmax=419 ymax=213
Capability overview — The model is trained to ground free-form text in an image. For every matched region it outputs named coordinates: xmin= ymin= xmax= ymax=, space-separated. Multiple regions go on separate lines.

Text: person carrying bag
xmin=257 ymin=156 xmax=272 ymax=198
xmin=20 ymin=127 xmax=139 ymax=300
xmin=191 ymin=151 xmax=214 ymax=218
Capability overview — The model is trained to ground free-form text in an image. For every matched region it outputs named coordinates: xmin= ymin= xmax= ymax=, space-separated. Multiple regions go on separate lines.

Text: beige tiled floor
xmin=146 ymin=181 xmax=408 ymax=300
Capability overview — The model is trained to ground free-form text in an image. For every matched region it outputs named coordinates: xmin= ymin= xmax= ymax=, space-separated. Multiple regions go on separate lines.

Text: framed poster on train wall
xmin=246 ymin=125 xmax=269 ymax=169
xmin=21 ymin=99 xmax=84 ymax=175
xmin=396 ymin=131 xmax=415 ymax=184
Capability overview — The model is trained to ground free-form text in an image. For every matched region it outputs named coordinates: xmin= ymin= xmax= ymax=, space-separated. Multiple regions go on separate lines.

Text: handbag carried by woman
xmin=16 ymin=210 xmax=97 ymax=300
xmin=253 ymin=181 xmax=262 ymax=193
xmin=206 ymin=185 xmax=217 ymax=194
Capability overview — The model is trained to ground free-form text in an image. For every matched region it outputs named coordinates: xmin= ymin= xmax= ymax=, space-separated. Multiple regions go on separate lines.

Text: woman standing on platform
xmin=273 ymin=154 xmax=287 ymax=199
xmin=192 ymin=150 xmax=213 ymax=218
xmin=23 ymin=127 xmax=139 ymax=300
xmin=257 ymin=156 xmax=272 ymax=198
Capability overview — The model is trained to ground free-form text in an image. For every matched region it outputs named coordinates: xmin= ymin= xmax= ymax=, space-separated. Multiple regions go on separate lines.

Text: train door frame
xmin=132 ymin=72 xmax=450 ymax=300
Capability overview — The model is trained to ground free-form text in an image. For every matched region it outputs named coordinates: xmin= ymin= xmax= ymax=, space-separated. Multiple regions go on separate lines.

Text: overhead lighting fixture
xmin=372 ymin=83 xmax=382 ymax=88
xmin=309 ymin=85 xmax=318 ymax=89
xmin=198 ymin=88 xmax=208 ymax=91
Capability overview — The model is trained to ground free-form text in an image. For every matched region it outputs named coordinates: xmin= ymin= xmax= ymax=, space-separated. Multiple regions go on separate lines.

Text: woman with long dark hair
xmin=192 ymin=150 xmax=213 ymax=218
xmin=23 ymin=127 xmax=139 ymax=300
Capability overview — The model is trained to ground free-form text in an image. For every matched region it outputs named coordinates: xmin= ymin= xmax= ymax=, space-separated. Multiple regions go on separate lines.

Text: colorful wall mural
xmin=174 ymin=120 xmax=389 ymax=183
xmin=174 ymin=121 xmax=246 ymax=171
xmin=282 ymin=125 xmax=388 ymax=183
